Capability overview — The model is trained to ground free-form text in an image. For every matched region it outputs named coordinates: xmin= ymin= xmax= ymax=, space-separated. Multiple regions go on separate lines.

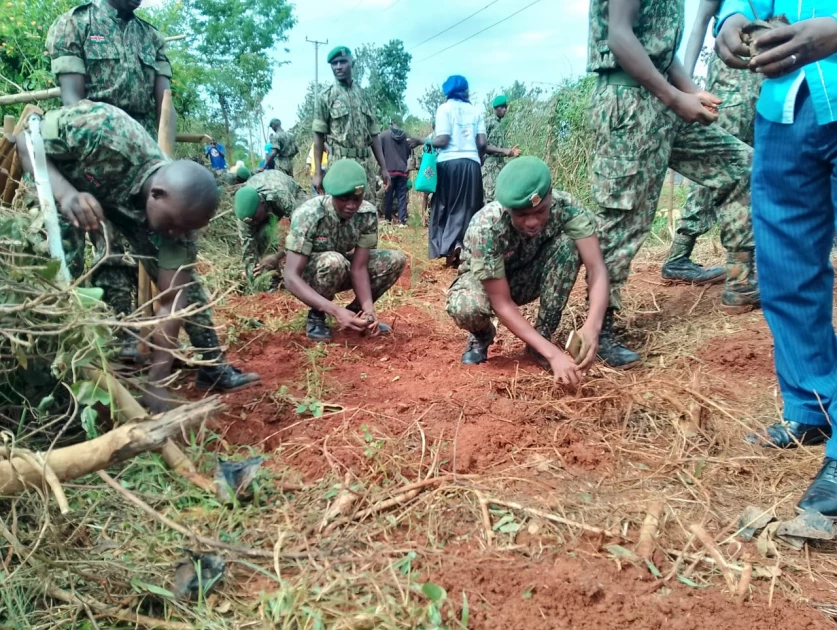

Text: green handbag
xmin=415 ymin=142 xmax=437 ymax=194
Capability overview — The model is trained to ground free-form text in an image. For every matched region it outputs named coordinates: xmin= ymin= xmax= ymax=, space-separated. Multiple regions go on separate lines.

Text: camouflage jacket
xmin=587 ymin=0 xmax=684 ymax=74
xmin=313 ymin=81 xmax=380 ymax=156
xmin=268 ymin=128 xmax=299 ymax=173
xmin=46 ymin=0 xmax=172 ymax=118
xmin=238 ymin=171 xmax=306 ymax=269
xmin=285 ymin=196 xmax=378 ymax=257
xmin=483 ymin=115 xmax=507 ymax=171
xmin=460 ymin=191 xmax=596 ymax=282
xmin=42 ymin=101 xmax=192 ymax=270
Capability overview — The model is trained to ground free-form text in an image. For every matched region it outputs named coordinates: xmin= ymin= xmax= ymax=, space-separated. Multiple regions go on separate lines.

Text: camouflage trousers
xmin=677 ymin=55 xmax=762 ymax=239
xmin=301 ymin=249 xmax=407 ymax=303
xmin=276 ymin=159 xmax=294 ymax=177
xmin=481 ymin=158 xmax=503 ymax=204
xmin=62 ymin=220 xmax=222 ymax=358
xmin=446 ymin=234 xmax=580 ymax=339
xmin=589 ymin=80 xmax=754 ymax=309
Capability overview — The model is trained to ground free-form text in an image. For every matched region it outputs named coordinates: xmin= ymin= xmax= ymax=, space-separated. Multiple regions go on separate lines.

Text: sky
xmin=149 ymin=0 xmax=705 ymax=130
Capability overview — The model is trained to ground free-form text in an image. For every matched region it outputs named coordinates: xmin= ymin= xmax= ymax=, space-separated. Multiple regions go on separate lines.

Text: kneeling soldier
xmin=446 ymin=157 xmax=610 ymax=386
xmin=283 ymin=159 xmax=407 ymax=340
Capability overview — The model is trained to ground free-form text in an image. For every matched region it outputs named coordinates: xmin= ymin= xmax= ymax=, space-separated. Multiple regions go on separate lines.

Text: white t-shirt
xmin=434 ymin=99 xmax=485 ymax=164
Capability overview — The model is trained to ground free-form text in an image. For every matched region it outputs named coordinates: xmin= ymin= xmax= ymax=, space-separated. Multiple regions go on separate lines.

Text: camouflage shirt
xmin=313 ymin=81 xmax=380 ymax=156
xmin=285 ymin=196 xmax=378 ymax=257
xmin=238 ymin=170 xmax=306 ymax=269
xmin=42 ymin=101 xmax=192 ymax=269
xmin=268 ymin=128 xmax=299 ymax=173
xmin=46 ymin=0 xmax=172 ymax=118
xmin=460 ymin=191 xmax=596 ymax=282
xmin=587 ymin=0 xmax=684 ymax=74
xmin=484 ymin=114 xmax=506 ymax=169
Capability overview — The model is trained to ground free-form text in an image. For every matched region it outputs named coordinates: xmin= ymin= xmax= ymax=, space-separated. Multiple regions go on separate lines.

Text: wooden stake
xmin=667 ymin=170 xmax=676 ymax=239
xmin=0 ymin=397 xmax=222 ymax=495
xmin=636 ymin=501 xmax=664 ymax=561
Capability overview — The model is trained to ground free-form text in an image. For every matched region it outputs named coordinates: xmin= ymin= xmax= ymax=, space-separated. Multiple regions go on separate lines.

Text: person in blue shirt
xmin=205 ymin=141 xmax=227 ymax=171
xmin=716 ymin=1 xmax=837 ymax=515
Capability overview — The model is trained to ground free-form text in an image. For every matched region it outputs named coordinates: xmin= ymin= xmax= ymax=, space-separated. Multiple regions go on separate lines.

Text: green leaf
xmin=605 ymin=544 xmax=638 ymax=560
xmin=35 ymin=259 xmax=60 ymax=281
xmin=71 ymin=380 xmax=111 ymax=406
xmin=492 ymin=513 xmax=516 ymax=532
xmin=498 ymin=521 xmax=522 ymax=534
xmin=81 ymin=407 xmax=99 ymax=440
xmin=36 ymin=396 xmax=55 ymax=413
xmin=295 ymin=403 xmax=308 ymax=414
xmin=461 ymin=591 xmax=469 ymax=627
xmin=421 ymin=581 xmax=447 ymax=604
xmin=426 ymin=604 xmax=443 ymax=627
xmin=645 ymin=559 xmax=662 ymax=578
xmin=311 ymin=402 xmax=324 ymax=418
xmin=522 ymin=586 xmax=534 ymax=600
xmin=676 ymin=574 xmax=710 ymax=589
xmin=694 ymin=457 xmax=707 ymax=479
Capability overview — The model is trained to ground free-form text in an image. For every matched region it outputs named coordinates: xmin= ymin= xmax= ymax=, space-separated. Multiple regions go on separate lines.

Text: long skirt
xmin=428 ymin=158 xmax=484 ymax=259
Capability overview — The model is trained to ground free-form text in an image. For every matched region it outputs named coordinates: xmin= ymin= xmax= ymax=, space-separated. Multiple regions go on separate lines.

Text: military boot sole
xmin=599 ymin=357 xmax=642 ymax=370
xmin=661 ymin=272 xmax=725 ymax=286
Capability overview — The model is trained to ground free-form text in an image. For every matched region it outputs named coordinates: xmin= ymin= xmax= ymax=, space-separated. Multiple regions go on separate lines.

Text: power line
xmin=418 ymin=0 xmax=543 ymax=62
xmin=409 ymin=0 xmax=504 ymax=51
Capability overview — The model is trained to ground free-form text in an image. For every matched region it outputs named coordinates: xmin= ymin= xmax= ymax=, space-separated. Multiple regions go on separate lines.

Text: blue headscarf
xmin=442 ymin=75 xmax=469 ymax=103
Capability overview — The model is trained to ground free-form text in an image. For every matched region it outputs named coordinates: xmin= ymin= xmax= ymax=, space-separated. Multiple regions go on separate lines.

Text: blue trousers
xmin=384 ymin=174 xmax=409 ymax=223
xmin=753 ymin=86 xmax=837 ymax=458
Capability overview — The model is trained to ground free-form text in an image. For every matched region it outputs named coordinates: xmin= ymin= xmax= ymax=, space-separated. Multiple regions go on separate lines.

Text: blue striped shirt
xmin=718 ymin=0 xmax=837 ymax=124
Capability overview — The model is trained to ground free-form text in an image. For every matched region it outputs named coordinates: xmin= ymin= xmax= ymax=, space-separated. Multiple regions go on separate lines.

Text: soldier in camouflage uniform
xmin=261 ymin=119 xmax=299 ymax=177
xmin=482 ymin=95 xmax=521 ymax=203
xmin=446 ymin=157 xmax=610 ymax=384
xmin=46 ymin=0 xmax=174 ymax=355
xmin=662 ymin=0 xmax=763 ymax=283
xmin=21 ymin=101 xmax=260 ymax=409
xmin=233 ymin=169 xmax=308 ymax=280
xmin=283 ymin=160 xmax=406 ymax=341
xmin=587 ymin=0 xmax=759 ymax=368
xmin=312 ymin=46 xmax=389 ymax=204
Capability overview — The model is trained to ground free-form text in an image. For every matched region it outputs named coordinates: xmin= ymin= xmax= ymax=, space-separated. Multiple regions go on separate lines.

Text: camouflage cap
xmin=492 ymin=94 xmax=508 ymax=108
xmin=323 ymin=159 xmax=366 ymax=196
xmin=327 ymin=45 xmax=351 ymax=63
xmin=496 ymin=156 xmax=551 ymax=210
xmin=234 ymin=186 xmax=260 ymax=220
xmin=236 ymin=165 xmax=251 ymax=181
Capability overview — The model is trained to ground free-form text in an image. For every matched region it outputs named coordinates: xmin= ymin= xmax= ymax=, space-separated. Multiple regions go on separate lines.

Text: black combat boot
xmin=306 ymin=310 xmax=332 ymax=341
xmin=797 ymin=458 xmax=837 ymax=517
xmin=461 ymin=324 xmax=496 ymax=365
xmin=597 ymin=308 xmax=641 ymax=369
xmin=746 ymin=420 xmax=831 ymax=449
xmin=195 ymin=363 xmax=261 ymax=392
xmin=661 ymin=235 xmax=724 ymax=284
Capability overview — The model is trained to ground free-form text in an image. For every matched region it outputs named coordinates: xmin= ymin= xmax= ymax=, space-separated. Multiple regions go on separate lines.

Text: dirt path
xmin=203 ymin=236 xmax=836 ymax=629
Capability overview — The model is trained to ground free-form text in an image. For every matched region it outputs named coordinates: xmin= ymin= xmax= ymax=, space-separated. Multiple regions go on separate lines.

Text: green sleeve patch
xmin=357 ymin=232 xmax=377 ymax=249
xmin=562 ymin=210 xmax=596 ymax=241
xmin=155 ymin=60 xmax=173 ymax=78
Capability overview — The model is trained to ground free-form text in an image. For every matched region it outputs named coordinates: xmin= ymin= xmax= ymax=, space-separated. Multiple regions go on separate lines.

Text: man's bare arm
xmin=56 ymin=74 xmax=86 ymax=106
xmin=685 ymin=0 xmax=721 ymax=75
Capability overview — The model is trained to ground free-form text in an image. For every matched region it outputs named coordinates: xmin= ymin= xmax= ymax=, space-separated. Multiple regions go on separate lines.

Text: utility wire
xmin=418 ymin=0 xmax=543 ymax=62
xmin=410 ymin=0 xmax=504 ymax=51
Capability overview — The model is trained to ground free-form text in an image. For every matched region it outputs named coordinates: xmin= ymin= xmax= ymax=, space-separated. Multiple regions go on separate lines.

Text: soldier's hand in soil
xmin=334 ymin=307 xmax=367 ymax=332
xmin=549 ymin=352 xmax=582 ymax=388
xmin=575 ymin=325 xmax=600 ymax=373
xmin=61 ymin=191 xmax=104 ymax=231
xmin=750 ymin=18 xmax=837 ymax=78
xmin=312 ymin=172 xmax=325 ymax=195
xmin=670 ymin=91 xmax=719 ymax=125
xmin=254 ymin=254 xmax=281 ymax=277
xmin=715 ymin=15 xmax=752 ymax=69
xmin=360 ymin=310 xmax=381 ymax=337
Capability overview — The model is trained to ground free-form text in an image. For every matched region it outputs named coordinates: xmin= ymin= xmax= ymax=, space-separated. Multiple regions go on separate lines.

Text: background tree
xmin=417 ymin=84 xmax=445 ymax=120
xmin=352 ymin=39 xmax=411 ymax=123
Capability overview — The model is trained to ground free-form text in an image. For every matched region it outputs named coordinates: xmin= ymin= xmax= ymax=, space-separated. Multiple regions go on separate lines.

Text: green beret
xmin=236 ymin=165 xmax=251 ymax=181
xmin=269 ymin=118 xmax=280 ymax=126
xmin=323 ymin=159 xmax=366 ymax=196
xmin=492 ymin=95 xmax=508 ymax=108
xmin=234 ymin=186 xmax=260 ymax=220
xmin=327 ymin=46 xmax=351 ymax=63
xmin=496 ymin=156 xmax=551 ymax=210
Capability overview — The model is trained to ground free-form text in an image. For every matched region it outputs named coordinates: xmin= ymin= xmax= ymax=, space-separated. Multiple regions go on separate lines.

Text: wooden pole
xmin=0 ymin=88 xmax=61 ymax=106
xmin=667 ymin=170 xmax=676 ymax=239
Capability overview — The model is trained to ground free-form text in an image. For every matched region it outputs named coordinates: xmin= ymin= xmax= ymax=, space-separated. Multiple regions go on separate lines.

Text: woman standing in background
xmin=429 ymin=75 xmax=486 ymax=267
